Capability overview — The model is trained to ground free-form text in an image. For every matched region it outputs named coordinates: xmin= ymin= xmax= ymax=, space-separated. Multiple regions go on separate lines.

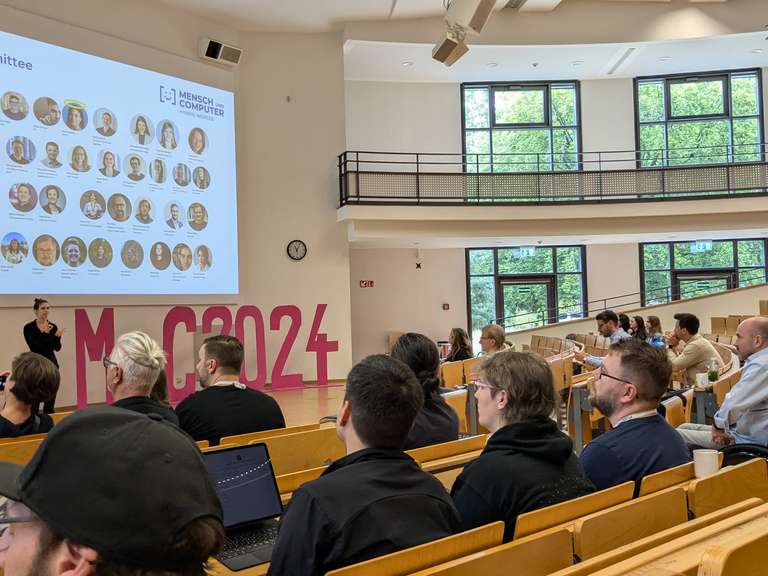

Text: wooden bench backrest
xmin=256 ymin=427 xmax=345 ymax=476
xmin=514 ymin=481 xmax=634 ymax=539
xmin=683 ymin=388 xmax=694 ymax=423
xmin=573 ymin=486 xmax=688 ymax=560
xmin=0 ymin=437 xmax=43 ymax=465
xmin=698 ymin=524 xmax=768 ymax=576
xmin=462 ymin=358 xmax=482 ymax=383
xmin=440 ymin=361 xmax=465 ymax=389
xmin=663 ymin=395 xmax=685 ymax=428
xmin=406 ymin=435 xmax=487 ymax=464
xmin=0 ymin=433 xmax=47 ymax=446
xmin=195 ymin=440 xmax=209 ymax=449
xmin=545 ymin=499 xmax=765 ymax=576
xmin=688 ymin=458 xmax=768 ymax=518
xmin=713 ymin=375 xmax=732 ymax=406
xmin=50 ymin=410 xmax=73 ymax=424
xmin=409 ymin=528 xmax=572 ymax=576
xmin=219 ymin=423 xmax=319 ymax=446
xmin=275 ymin=465 xmax=325 ymax=496
xmin=710 ymin=317 xmax=727 ymax=335
xmin=325 ymin=521 xmax=505 ymax=576
xmin=441 ymin=390 xmax=468 ymax=433
xmin=638 ymin=461 xmax=694 ymax=497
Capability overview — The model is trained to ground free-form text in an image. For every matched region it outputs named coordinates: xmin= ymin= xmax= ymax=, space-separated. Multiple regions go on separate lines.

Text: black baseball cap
xmin=0 ymin=406 xmax=223 ymax=570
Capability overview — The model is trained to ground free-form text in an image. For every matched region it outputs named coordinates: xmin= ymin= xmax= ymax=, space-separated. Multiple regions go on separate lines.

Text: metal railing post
xmin=415 ymin=152 xmax=420 ymax=204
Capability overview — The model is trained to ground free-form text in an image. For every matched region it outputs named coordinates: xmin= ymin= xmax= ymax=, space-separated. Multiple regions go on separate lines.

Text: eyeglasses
xmin=0 ymin=498 xmax=38 ymax=538
xmin=472 ymin=380 xmax=497 ymax=391
xmin=597 ymin=366 xmax=634 ymax=387
xmin=102 ymin=356 xmax=118 ymax=370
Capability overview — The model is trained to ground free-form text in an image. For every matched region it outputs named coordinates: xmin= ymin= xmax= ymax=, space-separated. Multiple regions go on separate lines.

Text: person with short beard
xmin=579 ymin=340 xmax=690 ymax=495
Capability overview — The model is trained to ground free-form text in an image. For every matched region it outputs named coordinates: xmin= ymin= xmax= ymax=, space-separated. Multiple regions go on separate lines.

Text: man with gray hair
xmin=678 ymin=316 xmax=768 ymax=448
xmin=104 ymin=331 xmax=178 ymax=425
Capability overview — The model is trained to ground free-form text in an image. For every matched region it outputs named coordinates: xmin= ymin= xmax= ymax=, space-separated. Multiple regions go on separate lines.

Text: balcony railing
xmin=338 ymin=144 xmax=768 ymax=206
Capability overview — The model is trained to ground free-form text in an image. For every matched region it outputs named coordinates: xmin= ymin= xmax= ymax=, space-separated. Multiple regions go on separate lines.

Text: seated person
xmin=104 ymin=331 xmax=178 ymax=425
xmin=268 ymin=354 xmax=459 ymax=576
xmin=479 ymin=323 xmax=512 ymax=356
xmin=678 ymin=316 xmax=768 ymax=448
xmin=390 ymin=332 xmax=459 ymax=449
xmin=575 ymin=310 xmax=633 ymax=367
xmin=451 ymin=351 xmax=594 ymax=542
xmin=0 ymin=352 xmax=60 ymax=437
xmin=176 ymin=335 xmax=285 ymax=444
xmin=580 ymin=340 xmax=690 ymax=495
xmin=665 ymin=312 xmax=722 ymax=386
xmin=445 ymin=327 xmax=473 ymax=362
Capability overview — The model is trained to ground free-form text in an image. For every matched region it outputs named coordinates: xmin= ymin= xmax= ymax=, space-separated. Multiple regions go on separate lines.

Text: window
xmin=462 ymin=82 xmax=581 ymax=173
xmin=640 ymin=239 xmax=767 ymax=305
xmin=466 ymin=246 xmax=587 ymax=348
xmin=636 ymin=69 xmax=764 ymax=168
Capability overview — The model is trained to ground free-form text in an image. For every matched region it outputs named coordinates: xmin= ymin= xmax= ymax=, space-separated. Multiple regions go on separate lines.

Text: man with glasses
xmin=575 ymin=310 xmax=632 ymax=367
xmin=478 ymin=324 xmax=511 ymax=356
xmin=0 ymin=407 xmax=224 ymax=576
xmin=579 ymin=339 xmax=690 ymax=494
xmin=103 ymin=331 xmax=178 ymax=425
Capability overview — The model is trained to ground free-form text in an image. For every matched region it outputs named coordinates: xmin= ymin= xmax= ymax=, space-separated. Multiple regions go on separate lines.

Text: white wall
xmin=580 ymin=78 xmax=636 ymax=170
xmin=349 ymin=248 xmax=467 ymax=361
xmin=586 ymin=244 xmax=641 ymax=314
xmin=0 ymin=3 xmax=352 ymax=406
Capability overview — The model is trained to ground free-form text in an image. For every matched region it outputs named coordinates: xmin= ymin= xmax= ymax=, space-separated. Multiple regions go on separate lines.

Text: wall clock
xmin=287 ymin=239 xmax=307 ymax=261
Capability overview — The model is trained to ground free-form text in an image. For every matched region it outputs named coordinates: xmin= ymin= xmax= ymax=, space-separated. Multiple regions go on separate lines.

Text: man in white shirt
xmin=575 ymin=310 xmax=633 ymax=367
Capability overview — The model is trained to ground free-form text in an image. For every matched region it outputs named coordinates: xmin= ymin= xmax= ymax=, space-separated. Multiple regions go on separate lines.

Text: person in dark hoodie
xmin=391 ymin=332 xmax=460 ymax=449
xmin=451 ymin=350 xmax=595 ymax=541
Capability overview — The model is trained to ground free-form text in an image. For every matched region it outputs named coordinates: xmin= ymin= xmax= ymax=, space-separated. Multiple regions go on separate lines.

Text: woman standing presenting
xmin=23 ymin=298 xmax=63 ymax=413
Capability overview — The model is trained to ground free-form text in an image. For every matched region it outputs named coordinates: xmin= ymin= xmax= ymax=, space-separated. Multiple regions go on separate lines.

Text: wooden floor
xmin=269 ymin=384 xmax=345 ymax=427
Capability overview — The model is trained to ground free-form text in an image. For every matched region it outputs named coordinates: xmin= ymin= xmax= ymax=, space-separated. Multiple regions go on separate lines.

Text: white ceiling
xmin=344 ymin=32 xmax=768 ymax=82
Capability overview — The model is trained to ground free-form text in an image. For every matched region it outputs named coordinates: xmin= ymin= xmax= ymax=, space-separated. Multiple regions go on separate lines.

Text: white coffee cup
xmin=693 ymin=449 xmax=720 ymax=478
xmin=696 ymin=372 xmax=709 ymax=387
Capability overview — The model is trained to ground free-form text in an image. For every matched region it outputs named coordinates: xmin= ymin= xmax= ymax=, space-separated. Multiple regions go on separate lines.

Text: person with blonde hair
xmin=104 ymin=331 xmax=178 ymax=424
xmin=479 ymin=324 xmax=511 ymax=356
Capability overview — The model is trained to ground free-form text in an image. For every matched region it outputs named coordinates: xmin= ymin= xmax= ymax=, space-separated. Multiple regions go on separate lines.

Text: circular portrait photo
xmin=8 ymin=182 xmax=37 ymax=213
xmin=33 ymin=97 xmax=61 ymax=126
xmin=188 ymin=128 xmax=207 ymax=155
xmin=41 ymin=141 xmax=63 ymax=169
xmin=98 ymin=150 xmax=120 ymax=178
xmin=150 ymin=241 xmax=171 ymax=270
xmin=172 ymin=243 xmax=193 ymax=272
xmin=7 ymin=137 xmax=35 ymax=165
xmin=94 ymin=108 xmax=117 ymax=137
xmin=80 ymin=190 xmax=106 ymax=220
xmin=131 ymin=114 xmax=154 ymax=146
xmin=150 ymin=158 xmax=166 ymax=184
xmin=40 ymin=185 xmax=66 ymax=215
xmin=125 ymin=154 xmax=146 ymax=182
xmin=61 ymin=236 xmax=86 ymax=268
xmin=107 ymin=193 xmax=132 ymax=222
xmin=63 ymin=104 xmax=88 ymax=131
xmin=157 ymin=120 xmax=178 ymax=150
xmin=121 ymin=240 xmax=144 ymax=269
xmin=187 ymin=203 xmax=208 ymax=231
xmin=1 ymin=232 xmax=28 ymax=265
xmin=2 ymin=91 xmax=28 ymax=121
xmin=33 ymin=234 xmax=60 ymax=267
xmin=69 ymin=145 xmax=91 ymax=173
xmin=195 ymin=245 xmax=212 ymax=272
xmin=135 ymin=197 xmax=153 ymax=224
xmin=89 ymin=238 xmax=113 ymax=268
xmin=192 ymin=166 xmax=210 ymax=190
xmin=173 ymin=163 xmax=190 ymax=187
xmin=165 ymin=201 xmax=184 ymax=230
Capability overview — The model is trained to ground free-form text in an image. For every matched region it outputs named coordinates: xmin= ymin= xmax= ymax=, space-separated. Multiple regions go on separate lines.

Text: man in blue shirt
xmin=580 ymin=340 xmax=690 ymax=495
xmin=678 ymin=316 xmax=768 ymax=448
xmin=575 ymin=310 xmax=633 ymax=367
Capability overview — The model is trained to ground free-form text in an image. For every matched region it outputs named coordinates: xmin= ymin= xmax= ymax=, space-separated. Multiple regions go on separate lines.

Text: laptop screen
xmin=203 ymin=443 xmax=283 ymax=528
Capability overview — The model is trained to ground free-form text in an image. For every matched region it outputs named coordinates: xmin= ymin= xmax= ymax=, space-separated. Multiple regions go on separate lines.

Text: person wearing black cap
xmin=0 ymin=406 xmax=224 ymax=575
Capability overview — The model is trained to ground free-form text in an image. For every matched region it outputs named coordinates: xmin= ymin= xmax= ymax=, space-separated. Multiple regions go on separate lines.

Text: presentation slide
xmin=0 ymin=30 xmax=238 ymax=294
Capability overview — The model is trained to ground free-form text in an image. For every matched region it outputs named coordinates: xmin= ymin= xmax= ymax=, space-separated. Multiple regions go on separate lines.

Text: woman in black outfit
xmin=445 ymin=327 xmax=473 ymax=362
xmin=391 ymin=333 xmax=460 ymax=450
xmin=23 ymin=298 xmax=63 ymax=413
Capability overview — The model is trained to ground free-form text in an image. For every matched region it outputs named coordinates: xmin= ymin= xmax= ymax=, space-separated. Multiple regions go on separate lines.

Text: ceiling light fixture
xmin=659 ymin=56 xmax=672 ymax=62
xmin=751 ymin=48 xmax=764 ymax=54
xmin=401 ymin=61 xmax=414 ymax=67
xmin=486 ymin=62 xmax=498 ymax=68
xmin=572 ymin=60 xmax=584 ymax=67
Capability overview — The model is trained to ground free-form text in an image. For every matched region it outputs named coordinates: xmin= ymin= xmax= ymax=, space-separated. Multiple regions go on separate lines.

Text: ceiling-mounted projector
xmin=446 ymin=0 xmax=496 ymax=35
xmin=432 ymin=27 xmax=468 ymax=67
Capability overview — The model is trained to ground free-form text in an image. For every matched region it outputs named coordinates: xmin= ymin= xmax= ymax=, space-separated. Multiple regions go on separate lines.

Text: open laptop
xmin=203 ymin=443 xmax=283 ymax=571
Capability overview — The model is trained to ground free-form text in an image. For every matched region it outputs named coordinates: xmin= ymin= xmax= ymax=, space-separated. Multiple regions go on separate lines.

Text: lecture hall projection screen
xmin=0 ymin=30 xmax=238 ymax=294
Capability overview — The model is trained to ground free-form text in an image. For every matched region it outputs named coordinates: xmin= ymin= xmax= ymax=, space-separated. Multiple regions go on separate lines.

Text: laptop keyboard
xmin=217 ymin=525 xmax=279 ymax=560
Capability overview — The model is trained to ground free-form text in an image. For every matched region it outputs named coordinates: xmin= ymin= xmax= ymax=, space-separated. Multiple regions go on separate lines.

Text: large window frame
xmin=461 ymin=80 xmax=583 ymax=173
xmin=465 ymin=245 xmax=588 ymax=343
xmin=639 ymin=238 xmax=768 ymax=306
xmin=634 ymin=68 xmax=765 ymax=168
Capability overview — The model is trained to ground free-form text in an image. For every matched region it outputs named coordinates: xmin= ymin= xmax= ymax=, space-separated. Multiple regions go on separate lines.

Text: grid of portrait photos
xmin=2 ymin=90 xmax=214 ymax=273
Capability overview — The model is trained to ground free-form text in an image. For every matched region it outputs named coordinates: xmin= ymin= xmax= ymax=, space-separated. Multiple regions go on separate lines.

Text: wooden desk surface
xmin=209 ymin=559 xmax=269 ymax=576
